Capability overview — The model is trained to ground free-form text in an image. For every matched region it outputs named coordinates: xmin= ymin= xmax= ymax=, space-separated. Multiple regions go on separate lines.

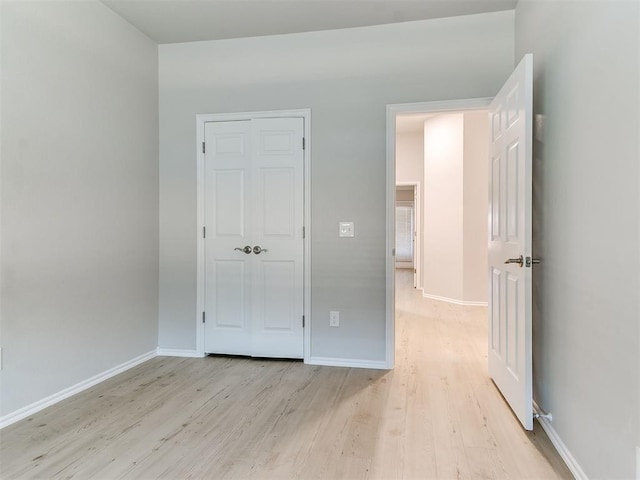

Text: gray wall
xmin=0 ymin=1 xmax=159 ymax=416
xmin=516 ymin=1 xmax=639 ymax=478
xmin=158 ymin=12 xmax=514 ymax=361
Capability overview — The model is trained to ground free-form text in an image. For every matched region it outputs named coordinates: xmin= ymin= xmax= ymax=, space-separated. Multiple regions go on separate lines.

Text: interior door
xmin=250 ymin=118 xmax=304 ymax=358
xmin=488 ymin=54 xmax=534 ymax=430
xmin=204 ymin=118 xmax=304 ymax=359
xmin=204 ymin=120 xmax=252 ymax=355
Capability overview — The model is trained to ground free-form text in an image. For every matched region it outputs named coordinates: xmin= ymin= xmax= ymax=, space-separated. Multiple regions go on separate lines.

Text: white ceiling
xmin=100 ymin=0 xmax=517 ymax=44
xmin=396 ymin=110 xmax=488 ymax=134
xmin=396 ymin=113 xmax=437 ymax=134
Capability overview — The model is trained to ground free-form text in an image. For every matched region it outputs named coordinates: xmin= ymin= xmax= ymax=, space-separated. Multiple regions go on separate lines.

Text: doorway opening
xmin=385 ymin=98 xmax=491 ymax=368
xmin=395 ymin=184 xmax=419 ymax=287
xmin=388 ymin=56 xmax=535 ymax=433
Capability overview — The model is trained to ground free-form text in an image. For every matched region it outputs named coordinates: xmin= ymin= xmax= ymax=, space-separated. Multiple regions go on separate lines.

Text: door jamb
xmin=396 ymin=182 xmax=420 ymax=288
xmin=385 ymin=98 xmax=491 ymax=369
xmin=196 ymin=109 xmax=312 ymax=360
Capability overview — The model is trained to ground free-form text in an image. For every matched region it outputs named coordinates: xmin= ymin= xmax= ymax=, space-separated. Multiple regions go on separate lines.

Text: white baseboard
xmin=156 ymin=348 xmax=202 ymax=358
xmin=0 ymin=349 xmax=157 ymax=430
xmin=306 ymin=356 xmax=389 ymax=370
xmin=533 ymin=401 xmax=587 ymax=480
xmin=422 ymin=292 xmax=488 ymax=307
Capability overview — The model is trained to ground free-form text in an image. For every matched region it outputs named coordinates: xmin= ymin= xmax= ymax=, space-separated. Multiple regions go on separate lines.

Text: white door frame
xmin=385 ymin=98 xmax=491 ymax=369
xmin=396 ymin=182 xmax=420 ymax=288
xmin=196 ymin=109 xmax=312 ymax=361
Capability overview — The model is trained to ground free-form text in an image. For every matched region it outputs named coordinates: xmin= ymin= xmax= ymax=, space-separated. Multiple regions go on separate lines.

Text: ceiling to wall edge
xmin=100 ymin=0 xmax=517 ymax=44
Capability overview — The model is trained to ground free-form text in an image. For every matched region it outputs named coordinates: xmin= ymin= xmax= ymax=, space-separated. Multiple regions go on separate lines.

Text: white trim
xmin=306 ymin=356 xmax=388 ymax=370
xmin=156 ymin=348 xmax=203 ymax=358
xmin=196 ymin=114 xmax=205 ymax=357
xmin=393 ymin=189 xmax=422 ymax=282
xmin=533 ymin=401 xmax=587 ymax=480
xmin=385 ymin=98 xmax=492 ymax=370
xmin=385 ymin=106 xmax=396 ymax=370
xmin=396 ymin=181 xmax=421 ymax=289
xmin=195 ymin=109 xmax=312 ymax=362
xmin=0 ymin=350 xmax=156 ymax=429
xmin=422 ymin=292 xmax=488 ymax=307
xmin=388 ymin=98 xmax=493 ymax=116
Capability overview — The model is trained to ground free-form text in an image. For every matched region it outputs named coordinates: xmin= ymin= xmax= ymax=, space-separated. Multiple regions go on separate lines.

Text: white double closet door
xmin=204 ymin=117 xmax=304 ymax=359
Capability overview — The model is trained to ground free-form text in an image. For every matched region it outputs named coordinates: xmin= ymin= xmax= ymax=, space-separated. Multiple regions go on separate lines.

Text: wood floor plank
xmin=367 ymin=370 xmax=409 ymax=479
xmin=0 ymin=270 xmax=573 ymax=480
xmin=402 ymin=367 xmax=437 ymax=479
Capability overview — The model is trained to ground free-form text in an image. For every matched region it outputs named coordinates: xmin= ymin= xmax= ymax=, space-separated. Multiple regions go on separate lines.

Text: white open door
xmin=204 ymin=117 xmax=304 ymax=359
xmin=488 ymin=54 xmax=534 ymax=430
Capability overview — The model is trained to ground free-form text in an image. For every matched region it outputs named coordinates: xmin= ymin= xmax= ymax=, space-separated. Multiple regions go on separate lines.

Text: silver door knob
xmin=504 ymin=255 xmax=524 ymax=267
xmin=234 ymin=246 xmax=252 ymax=254
xmin=253 ymin=245 xmax=268 ymax=254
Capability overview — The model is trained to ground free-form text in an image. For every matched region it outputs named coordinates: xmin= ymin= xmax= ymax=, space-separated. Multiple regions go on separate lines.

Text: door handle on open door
xmin=234 ymin=246 xmax=253 ymax=254
xmin=504 ymin=255 xmax=524 ymax=267
xmin=526 ymin=257 xmax=541 ymax=267
xmin=253 ymin=246 xmax=268 ymax=254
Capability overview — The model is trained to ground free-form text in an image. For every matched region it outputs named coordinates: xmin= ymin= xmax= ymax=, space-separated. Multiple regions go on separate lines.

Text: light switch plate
xmin=339 ymin=222 xmax=354 ymax=237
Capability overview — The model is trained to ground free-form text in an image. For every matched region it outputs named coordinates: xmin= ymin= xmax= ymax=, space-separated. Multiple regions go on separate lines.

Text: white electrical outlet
xmin=329 ymin=311 xmax=340 ymax=327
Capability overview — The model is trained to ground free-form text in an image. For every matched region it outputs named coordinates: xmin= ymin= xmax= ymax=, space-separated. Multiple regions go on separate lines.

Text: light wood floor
xmin=0 ymin=271 xmax=572 ymax=479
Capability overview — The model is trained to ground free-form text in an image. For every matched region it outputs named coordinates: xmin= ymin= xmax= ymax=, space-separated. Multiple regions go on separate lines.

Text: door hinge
xmin=202 ymin=142 xmax=206 ymax=154
xmin=302 ymin=315 xmax=305 ymax=328
xmin=203 ymin=226 xmax=206 ymax=238
xmin=302 ymin=226 xmax=305 ymax=239
xmin=202 ymin=311 xmax=206 ymax=323
xmin=392 ymin=248 xmax=396 ymax=256
xmin=302 ymin=137 xmax=305 ymax=150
